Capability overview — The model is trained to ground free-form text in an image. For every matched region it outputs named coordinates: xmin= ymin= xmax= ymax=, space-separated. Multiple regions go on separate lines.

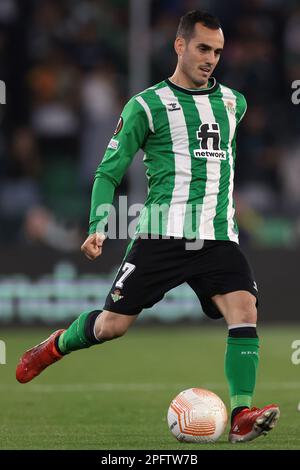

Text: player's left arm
xmin=236 ymin=93 xmax=247 ymax=125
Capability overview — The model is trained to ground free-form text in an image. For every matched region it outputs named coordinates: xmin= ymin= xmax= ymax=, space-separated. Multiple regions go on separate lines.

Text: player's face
xmin=176 ymin=23 xmax=224 ymax=87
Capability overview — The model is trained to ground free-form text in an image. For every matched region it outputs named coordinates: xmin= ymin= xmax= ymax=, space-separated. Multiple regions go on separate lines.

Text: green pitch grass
xmin=0 ymin=325 xmax=299 ymax=450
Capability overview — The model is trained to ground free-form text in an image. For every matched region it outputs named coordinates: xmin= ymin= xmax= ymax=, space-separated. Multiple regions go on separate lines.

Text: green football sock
xmin=225 ymin=336 xmax=259 ymax=411
xmin=58 ymin=310 xmax=103 ymax=355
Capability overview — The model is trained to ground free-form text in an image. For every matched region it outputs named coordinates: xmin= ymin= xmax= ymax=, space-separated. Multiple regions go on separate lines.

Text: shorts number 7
xmin=115 ymin=262 xmax=136 ymax=289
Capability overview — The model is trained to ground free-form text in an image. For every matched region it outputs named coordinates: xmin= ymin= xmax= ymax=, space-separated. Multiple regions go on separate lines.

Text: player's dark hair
xmin=176 ymin=10 xmax=222 ymax=41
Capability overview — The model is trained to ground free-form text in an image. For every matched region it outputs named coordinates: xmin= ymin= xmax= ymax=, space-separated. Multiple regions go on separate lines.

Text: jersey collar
xmin=165 ymin=77 xmax=218 ymax=95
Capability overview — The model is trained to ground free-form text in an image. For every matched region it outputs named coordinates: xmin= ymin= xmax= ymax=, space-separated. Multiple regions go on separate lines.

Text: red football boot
xmin=229 ymin=404 xmax=280 ymax=443
xmin=16 ymin=329 xmax=65 ymax=383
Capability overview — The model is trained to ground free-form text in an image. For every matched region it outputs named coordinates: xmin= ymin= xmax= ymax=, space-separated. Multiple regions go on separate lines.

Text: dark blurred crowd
xmin=0 ymin=0 xmax=300 ymax=250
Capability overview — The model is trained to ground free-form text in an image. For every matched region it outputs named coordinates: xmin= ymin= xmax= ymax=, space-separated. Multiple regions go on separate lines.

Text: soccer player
xmin=16 ymin=10 xmax=279 ymax=442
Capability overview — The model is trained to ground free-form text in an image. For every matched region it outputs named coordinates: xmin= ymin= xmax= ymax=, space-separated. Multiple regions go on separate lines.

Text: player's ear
xmin=174 ymin=36 xmax=185 ymax=57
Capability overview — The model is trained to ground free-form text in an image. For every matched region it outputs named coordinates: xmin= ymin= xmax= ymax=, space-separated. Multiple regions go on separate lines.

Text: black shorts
xmin=103 ymin=236 xmax=258 ymax=320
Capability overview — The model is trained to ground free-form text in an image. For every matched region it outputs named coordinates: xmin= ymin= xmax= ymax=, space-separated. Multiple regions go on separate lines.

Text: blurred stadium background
xmin=0 ymin=0 xmax=299 ymax=325
xmin=0 ymin=0 xmax=300 ymax=452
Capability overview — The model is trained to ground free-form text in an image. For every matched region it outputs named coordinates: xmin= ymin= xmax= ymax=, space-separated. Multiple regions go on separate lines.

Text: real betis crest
xmin=225 ymin=100 xmax=236 ymax=115
xmin=111 ymin=289 xmax=124 ymax=303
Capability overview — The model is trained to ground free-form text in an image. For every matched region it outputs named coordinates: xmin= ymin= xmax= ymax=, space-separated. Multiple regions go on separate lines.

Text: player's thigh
xmin=103 ymin=236 xmax=188 ymax=316
xmin=187 ymin=241 xmax=258 ymax=321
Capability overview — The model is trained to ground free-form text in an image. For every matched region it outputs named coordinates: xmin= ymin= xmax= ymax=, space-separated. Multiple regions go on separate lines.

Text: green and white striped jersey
xmin=89 ymin=78 xmax=247 ymax=242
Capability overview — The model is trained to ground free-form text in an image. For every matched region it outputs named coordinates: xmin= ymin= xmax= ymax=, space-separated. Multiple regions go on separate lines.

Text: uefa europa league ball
xmin=167 ymin=388 xmax=228 ymax=443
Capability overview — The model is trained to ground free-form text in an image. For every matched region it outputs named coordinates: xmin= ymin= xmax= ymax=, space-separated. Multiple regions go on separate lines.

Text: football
xmin=167 ymin=388 xmax=228 ymax=443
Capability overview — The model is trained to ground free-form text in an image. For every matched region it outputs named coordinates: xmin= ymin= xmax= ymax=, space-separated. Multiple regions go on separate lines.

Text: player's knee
xmin=233 ymin=300 xmax=257 ymax=324
xmin=97 ymin=324 xmax=128 ymax=341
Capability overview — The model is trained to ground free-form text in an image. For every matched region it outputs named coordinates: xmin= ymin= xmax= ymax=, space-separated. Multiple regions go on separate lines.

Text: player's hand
xmin=81 ymin=232 xmax=106 ymax=260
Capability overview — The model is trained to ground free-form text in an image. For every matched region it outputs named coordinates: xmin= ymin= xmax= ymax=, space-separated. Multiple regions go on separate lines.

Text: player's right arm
xmin=81 ymin=232 xmax=106 ymax=261
xmin=81 ymin=95 xmax=151 ymax=260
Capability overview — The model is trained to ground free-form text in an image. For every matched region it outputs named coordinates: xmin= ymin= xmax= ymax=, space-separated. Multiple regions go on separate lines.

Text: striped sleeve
xmin=89 ymin=96 xmax=151 ymax=234
xmin=95 ymin=96 xmax=152 ymax=186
